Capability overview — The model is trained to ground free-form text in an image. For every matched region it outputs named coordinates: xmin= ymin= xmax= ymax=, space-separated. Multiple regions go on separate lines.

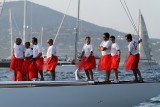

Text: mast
xmin=75 ymin=0 xmax=80 ymax=60
xmin=23 ymin=0 xmax=27 ymax=44
xmin=9 ymin=8 xmax=13 ymax=57
xmin=41 ymin=26 xmax=44 ymax=47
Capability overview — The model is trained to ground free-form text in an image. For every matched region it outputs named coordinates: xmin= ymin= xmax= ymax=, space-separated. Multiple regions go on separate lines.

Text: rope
xmin=120 ymin=0 xmax=159 ymax=81
xmin=120 ymin=0 xmax=138 ymax=36
xmin=53 ymin=0 xmax=72 ymax=44
xmin=30 ymin=2 xmax=33 ymax=41
xmin=123 ymin=0 xmax=139 ymax=35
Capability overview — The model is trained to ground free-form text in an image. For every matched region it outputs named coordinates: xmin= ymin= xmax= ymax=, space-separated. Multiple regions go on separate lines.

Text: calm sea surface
xmin=0 ymin=65 xmax=160 ymax=107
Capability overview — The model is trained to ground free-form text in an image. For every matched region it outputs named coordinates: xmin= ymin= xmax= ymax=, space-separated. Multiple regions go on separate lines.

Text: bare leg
xmin=113 ymin=69 xmax=118 ymax=80
xmin=26 ymin=72 xmax=29 ymax=81
xmin=14 ymin=71 xmax=17 ymax=81
xmin=39 ymin=71 xmax=44 ymax=81
xmin=105 ymin=71 xmax=110 ymax=82
xmin=89 ymin=69 xmax=94 ymax=80
xmin=136 ymin=68 xmax=143 ymax=81
xmin=51 ymin=69 xmax=55 ymax=81
xmin=21 ymin=73 xmax=23 ymax=81
xmin=133 ymin=69 xmax=138 ymax=81
xmin=85 ymin=70 xmax=90 ymax=80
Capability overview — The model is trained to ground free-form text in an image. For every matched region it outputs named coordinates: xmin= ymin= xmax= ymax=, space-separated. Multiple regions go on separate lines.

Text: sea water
xmin=0 ymin=65 xmax=160 ymax=107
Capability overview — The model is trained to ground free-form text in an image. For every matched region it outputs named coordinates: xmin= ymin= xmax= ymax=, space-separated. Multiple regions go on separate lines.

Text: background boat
xmin=138 ymin=11 xmax=158 ymax=65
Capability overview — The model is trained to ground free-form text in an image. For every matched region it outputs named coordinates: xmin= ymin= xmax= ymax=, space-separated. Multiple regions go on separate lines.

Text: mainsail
xmin=139 ymin=11 xmax=152 ymax=60
xmin=0 ymin=0 xmax=5 ymax=15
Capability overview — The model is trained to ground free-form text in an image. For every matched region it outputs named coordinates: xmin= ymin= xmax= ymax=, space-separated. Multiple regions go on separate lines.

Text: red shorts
xmin=125 ymin=54 xmax=140 ymax=71
xmin=77 ymin=56 xmax=96 ymax=71
xmin=111 ymin=55 xmax=120 ymax=70
xmin=22 ymin=58 xmax=32 ymax=74
xmin=44 ymin=56 xmax=58 ymax=72
xmin=28 ymin=62 xmax=38 ymax=80
xmin=10 ymin=56 xmax=24 ymax=73
xmin=35 ymin=57 xmax=44 ymax=71
xmin=98 ymin=54 xmax=112 ymax=72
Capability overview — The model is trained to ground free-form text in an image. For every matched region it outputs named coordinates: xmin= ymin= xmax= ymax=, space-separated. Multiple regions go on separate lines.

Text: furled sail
xmin=139 ymin=11 xmax=152 ymax=60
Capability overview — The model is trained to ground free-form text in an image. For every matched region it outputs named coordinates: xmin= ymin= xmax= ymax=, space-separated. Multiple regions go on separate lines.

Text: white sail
xmin=139 ymin=11 xmax=152 ymax=60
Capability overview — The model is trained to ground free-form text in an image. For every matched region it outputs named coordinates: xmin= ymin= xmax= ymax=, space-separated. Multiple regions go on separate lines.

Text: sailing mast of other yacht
xmin=23 ymin=0 xmax=27 ymax=44
xmin=9 ymin=8 xmax=13 ymax=57
xmin=74 ymin=0 xmax=80 ymax=60
xmin=41 ymin=26 xmax=44 ymax=47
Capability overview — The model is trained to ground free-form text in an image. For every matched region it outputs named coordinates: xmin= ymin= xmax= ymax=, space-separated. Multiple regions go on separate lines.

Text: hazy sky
xmin=5 ymin=0 xmax=160 ymax=39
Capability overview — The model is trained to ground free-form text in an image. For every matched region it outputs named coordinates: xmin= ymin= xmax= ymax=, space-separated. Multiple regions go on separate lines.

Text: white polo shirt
xmin=47 ymin=45 xmax=56 ymax=58
xmin=100 ymin=40 xmax=112 ymax=56
xmin=128 ymin=40 xmax=138 ymax=55
xmin=82 ymin=44 xmax=94 ymax=57
xmin=111 ymin=43 xmax=120 ymax=56
xmin=14 ymin=43 xmax=25 ymax=59
xmin=25 ymin=48 xmax=33 ymax=57
xmin=33 ymin=43 xmax=42 ymax=58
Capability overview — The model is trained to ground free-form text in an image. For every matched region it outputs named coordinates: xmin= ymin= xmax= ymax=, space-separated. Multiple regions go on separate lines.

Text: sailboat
xmin=0 ymin=1 xmax=160 ymax=107
xmin=138 ymin=11 xmax=158 ymax=65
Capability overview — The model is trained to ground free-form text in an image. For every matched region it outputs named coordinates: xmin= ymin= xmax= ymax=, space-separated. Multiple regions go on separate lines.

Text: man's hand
xmin=85 ymin=58 xmax=88 ymax=62
xmin=77 ymin=57 xmax=81 ymax=61
xmin=139 ymin=39 xmax=142 ymax=42
xmin=138 ymin=39 xmax=142 ymax=44
xmin=98 ymin=46 xmax=104 ymax=51
xmin=48 ymin=61 xmax=51 ymax=65
xmin=30 ymin=58 xmax=33 ymax=61
xmin=116 ymin=57 xmax=120 ymax=62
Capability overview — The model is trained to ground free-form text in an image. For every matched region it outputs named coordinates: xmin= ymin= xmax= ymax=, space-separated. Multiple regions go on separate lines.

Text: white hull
xmin=0 ymin=81 xmax=160 ymax=107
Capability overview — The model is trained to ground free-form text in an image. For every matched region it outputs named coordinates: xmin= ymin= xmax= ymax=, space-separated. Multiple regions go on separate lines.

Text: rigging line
xmin=30 ymin=2 xmax=33 ymax=41
xmin=11 ymin=12 xmax=22 ymax=38
xmin=123 ymin=0 xmax=139 ymax=35
xmin=120 ymin=0 xmax=138 ymax=36
xmin=122 ymin=0 xmax=138 ymax=36
xmin=53 ymin=0 xmax=72 ymax=44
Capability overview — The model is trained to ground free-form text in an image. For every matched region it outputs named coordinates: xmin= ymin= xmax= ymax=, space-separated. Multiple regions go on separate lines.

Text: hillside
xmin=0 ymin=1 xmax=160 ymax=63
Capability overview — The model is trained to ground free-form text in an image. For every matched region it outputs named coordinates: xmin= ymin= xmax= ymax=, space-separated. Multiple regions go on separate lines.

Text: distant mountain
xmin=0 ymin=1 xmax=126 ymax=56
xmin=0 ymin=1 xmax=160 ymax=63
